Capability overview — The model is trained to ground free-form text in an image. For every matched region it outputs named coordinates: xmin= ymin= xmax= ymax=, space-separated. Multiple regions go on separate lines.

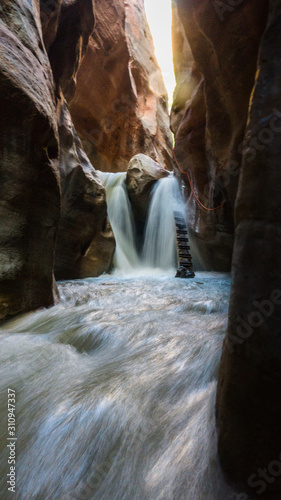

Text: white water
xmin=0 ymin=273 xmax=235 ymax=499
xmin=142 ymin=176 xmax=180 ymax=269
xmin=98 ymin=172 xmax=188 ymax=274
xmin=98 ymin=172 xmax=140 ymax=271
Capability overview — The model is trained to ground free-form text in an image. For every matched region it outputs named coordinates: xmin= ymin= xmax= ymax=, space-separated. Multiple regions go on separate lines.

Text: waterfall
xmin=98 ymin=172 xmax=140 ymax=271
xmin=142 ymin=175 xmax=181 ymax=269
xmin=98 ymin=172 xmax=187 ymax=273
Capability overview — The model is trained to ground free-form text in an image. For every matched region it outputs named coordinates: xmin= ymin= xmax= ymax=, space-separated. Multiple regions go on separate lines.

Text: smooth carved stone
xmin=70 ymin=0 xmax=173 ymax=173
xmin=47 ymin=0 xmax=95 ymax=102
xmin=55 ymin=101 xmax=115 ymax=280
xmin=41 ymin=0 xmax=115 ymax=280
xmin=217 ymin=2 xmax=281 ymax=496
xmin=0 ymin=0 xmax=60 ymax=320
xmin=126 ymin=154 xmax=169 ymax=230
xmin=40 ymin=0 xmax=62 ymax=52
xmin=172 ymin=0 xmax=269 ymax=271
xmin=170 ymin=0 xmax=197 ymax=136
xmin=0 ymin=0 xmax=111 ymax=319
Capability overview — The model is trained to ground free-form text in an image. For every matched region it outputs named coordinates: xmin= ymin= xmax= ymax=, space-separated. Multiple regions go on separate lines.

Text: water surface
xmin=0 ymin=272 xmax=234 ymax=499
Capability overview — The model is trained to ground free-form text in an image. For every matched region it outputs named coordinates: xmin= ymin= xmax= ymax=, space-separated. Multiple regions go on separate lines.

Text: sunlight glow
xmin=144 ymin=0 xmax=176 ymax=105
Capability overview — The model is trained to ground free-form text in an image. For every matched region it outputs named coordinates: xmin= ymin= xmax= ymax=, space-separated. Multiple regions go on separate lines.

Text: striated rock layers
xmin=172 ymin=0 xmax=269 ymax=270
xmin=70 ymin=0 xmax=173 ymax=173
xmin=216 ymin=2 xmax=281 ymax=497
xmin=0 ymin=0 xmax=114 ymax=320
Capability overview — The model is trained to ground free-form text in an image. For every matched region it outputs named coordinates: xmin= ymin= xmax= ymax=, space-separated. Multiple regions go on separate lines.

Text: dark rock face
xmin=0 ymin=0 xmax=114 ymax=319
xmin=70 ymin=0 xmax=173 ymax=173
xmin=55 ymin=101 xmax=115 ymax=279
xmin=172 ymin=0 xmax=269 ymax=271
xmin=217 ymin=3 xmax=281 ymax=497
xmin=47 ymin=0 xmax=95 ymax=102
xmin=47 ymin=0 xmax=115 ymax=279
xmin=0 ymin=0 xmax=61 ymax=320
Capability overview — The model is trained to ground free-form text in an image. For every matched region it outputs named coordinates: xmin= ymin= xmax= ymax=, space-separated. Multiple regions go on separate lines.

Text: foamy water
xmin=98 ymin=172 xmax=188 ymax=273
xmin=0 ymin=272 xmax=236 ymax=499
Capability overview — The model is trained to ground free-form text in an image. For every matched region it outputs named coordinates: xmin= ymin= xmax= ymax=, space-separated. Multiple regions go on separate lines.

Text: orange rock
xmin=70 ymin=0 xmax=173 ymax=173
xmin=172 ymin=0 xmax=269 ymax=271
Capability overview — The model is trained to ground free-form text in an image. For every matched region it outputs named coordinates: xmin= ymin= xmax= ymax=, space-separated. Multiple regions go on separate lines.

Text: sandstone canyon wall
xmin=0 ymin=0 xmax=115 ymax=321
xmin=172 ymin=0 xmax=269 ymax=271
xmin=172 ymin=0 xmax=281 ymax=496
xmin=70 ymin=0 xmax=173 ymax=173
xmin=0 ymin=0 xmax=61 ymax=320
xmin=216 ymin=2 xmax=281 ymax=498
xmin=0 ymin=0 xmax=174 ymax=321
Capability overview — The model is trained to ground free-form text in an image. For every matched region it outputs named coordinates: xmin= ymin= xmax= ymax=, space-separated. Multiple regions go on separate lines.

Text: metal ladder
xmin=174 ymin=210 xmax=195 ymax=278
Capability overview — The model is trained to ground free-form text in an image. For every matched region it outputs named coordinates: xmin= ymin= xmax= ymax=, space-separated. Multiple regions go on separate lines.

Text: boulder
xmin=70 ymin=0 xmax=173 ymax=173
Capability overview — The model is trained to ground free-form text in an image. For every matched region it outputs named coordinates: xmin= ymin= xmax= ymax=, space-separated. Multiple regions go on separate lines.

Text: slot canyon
xmin=0 ymin=0 xmax=280 ymax=499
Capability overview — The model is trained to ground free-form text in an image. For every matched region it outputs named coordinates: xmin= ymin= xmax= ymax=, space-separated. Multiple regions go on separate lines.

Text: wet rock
xmin=0 ymin=0 xmax=61 ymax=321
xmin=172 ymin=0 xmax=269 ymax=271
xmin=126 ymin=154 xmax=169 ymax=238
xmin=217 ymin=3 xmax=281 ymax=496
xmin=70 ymin=0 xmax=173 ymax=173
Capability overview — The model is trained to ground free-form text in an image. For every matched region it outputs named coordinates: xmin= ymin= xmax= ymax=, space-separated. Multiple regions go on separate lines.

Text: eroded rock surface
xmin=55 ymin=102 xmax=115 ymax=279
xmin=0 ymin=0 xmax=114 ymax=319
xmin=217 ymin=3 xmax=281 ymax=497
xmin=47 ymin=0 xmax=95 ymax=102
xmin=172 ymin=0 xmax=269 ymax=270
xmin=70 ymin=0 xmax=173 ymax=173
xmin=47 ymin=0 xmax=115 ymax=279
xmin=0 ymin=0 xmax=61 ymax=320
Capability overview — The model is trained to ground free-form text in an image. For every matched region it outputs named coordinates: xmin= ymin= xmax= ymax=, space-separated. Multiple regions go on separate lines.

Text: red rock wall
xmin=70 ymin=0 xmax=173 ymax=173
xmin=47 ymin=0 xmax=115 ymax=280
xmin=172 ymin=0 xmax=269 ymax=271
xmin=216 ymin=2 xmax=281 ymax=496
xmin=0 ymin=0 xmax=115 ymax=320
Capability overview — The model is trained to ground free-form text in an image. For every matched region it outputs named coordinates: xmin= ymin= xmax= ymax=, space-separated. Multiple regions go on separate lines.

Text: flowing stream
xmin=0 ymin=273 xmax=234 ymax=500
xmin=0 ymin=173 xmax=235 ymax=499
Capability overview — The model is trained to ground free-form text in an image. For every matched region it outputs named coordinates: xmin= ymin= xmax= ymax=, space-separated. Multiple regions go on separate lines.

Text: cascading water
xmin=97 ymin=172 xmax=140 ymax=271
xmin=98 ymin=171 xmax=187 ymax=273
xmin=142 ymin=176 xmax=179 ymax=269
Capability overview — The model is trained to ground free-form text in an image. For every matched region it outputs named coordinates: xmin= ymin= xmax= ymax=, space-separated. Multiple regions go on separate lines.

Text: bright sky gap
xmin=144 ymin=0 xmax=176 ymax=105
